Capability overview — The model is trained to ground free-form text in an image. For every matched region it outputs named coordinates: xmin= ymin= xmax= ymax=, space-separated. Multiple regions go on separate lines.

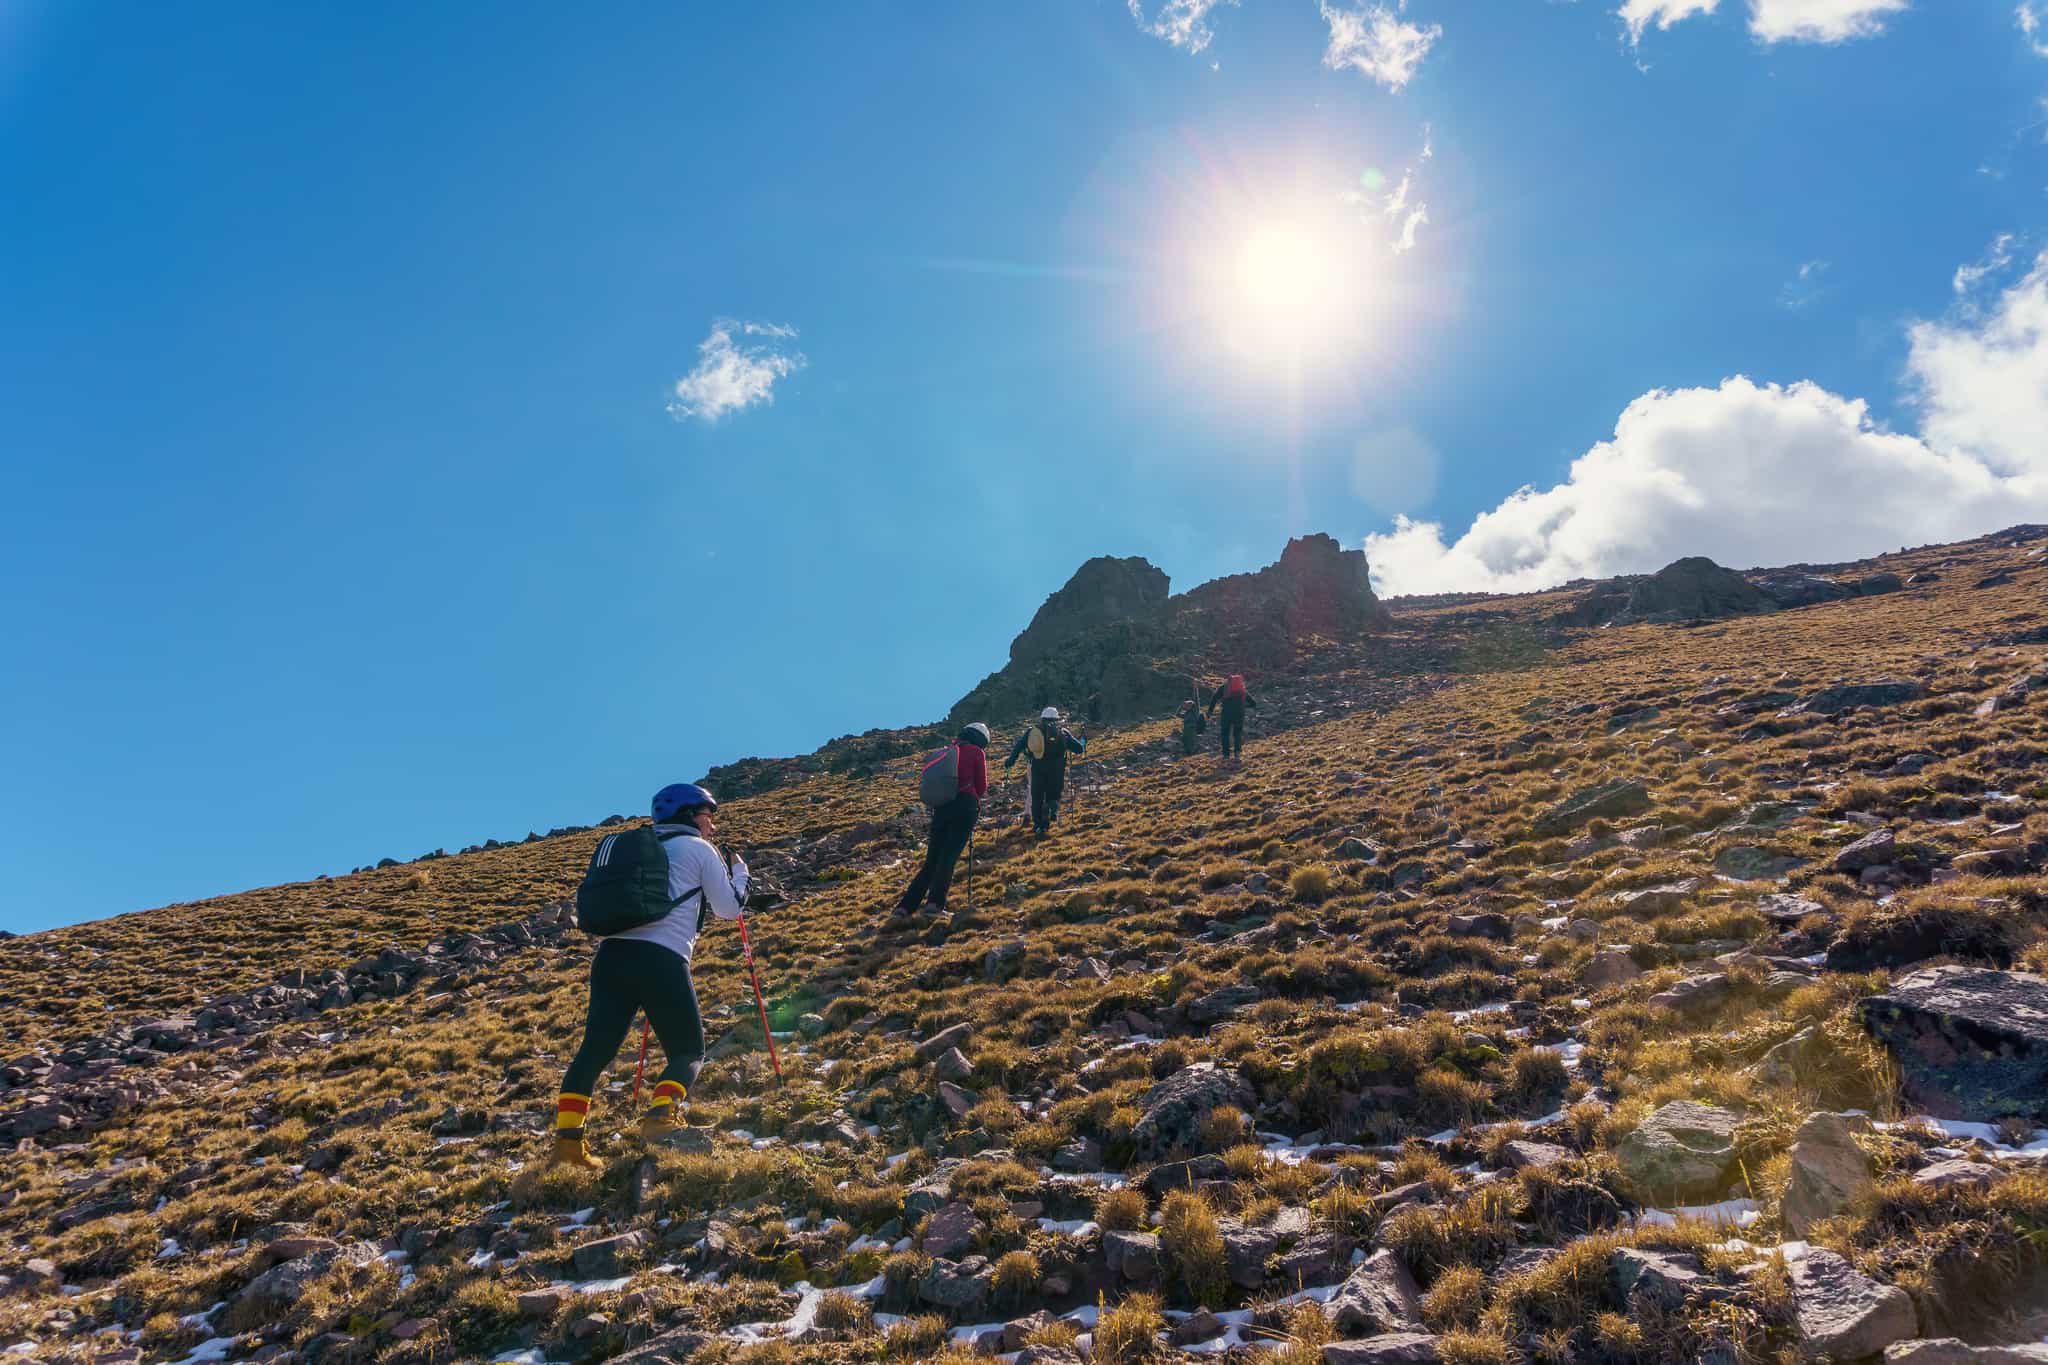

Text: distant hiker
xmin=1086 ymin=690 xmax=1104 ymax=725
xmin=1207 ymin=673 xmax=1257 ymax=761
xmin=1007 ymin=706 xmax=1087 ymax=836
xmin=1176 ymin=697 xmax=1205 ymax=756
xmin=896 ymin=723 xmax=991 ymax=919
xmin=551 ymin=782 xmax=750 ymax=1171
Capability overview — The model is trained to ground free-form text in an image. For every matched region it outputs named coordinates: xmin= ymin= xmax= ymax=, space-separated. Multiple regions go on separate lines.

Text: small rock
xmin=518 ymin=1287 xmax=571 ymax=1316
xmin=1582 ymin=948 xmax=1643 ymax=989
xmin=1834 ymin=828 xmax=1898 ymax=874
xmin=1613 ymin=1247 xmax=1702 ymax=1311
xmin=937 ymin=1081 xmax=977 ymax=1121
xmin=1782 ymin=1112 xmax=1873 ymax=1236
xmin=570 ymin=1313 xmax=611 ymax=1341
xmin=932 ymin=1048 xmax=974 ymax=1083
xmin=1500 ymin=1140 xmax=1573 ymax=1171
xmin=916 ymin=1023 xmax=972 ymax=1061
xmin=390 ymin=1318 xmax=433 ymax=1342
xmin=922 ymin=1202 xmax=982 ymax=1259
xmin=1647 ymin=972 xmax=1732 ymax=1013
xmin=1322 ymin=1336 xmax=1443 ymax=1365
xmin=571 ymin=1230 xmax=649 ymax=1279
xmin=1788 ymin=1248 xmax=1916 ymax=1360
xmin=1912 ymin=1159 xmax=2000 ymax=1191
xmin=1884 ymin=1339 xmax=2048 ymax=1363
xmin=1615 ymin=1101 xmax=1740 ymax=1201
xmin=1104 ymin=1230 xmax=1161 ymax=1285
xmin=1327 ymin=1248 xmax=1424 ymax=1336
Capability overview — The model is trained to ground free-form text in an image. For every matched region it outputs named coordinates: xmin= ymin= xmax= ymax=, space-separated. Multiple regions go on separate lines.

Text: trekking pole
xmin=631 ymin=1019 xmax=650 ymax=1106
xmin=967 ymin=832 xmax=975 ymax=911
xmin=736 ymin=913 xmax=783 ymax=1084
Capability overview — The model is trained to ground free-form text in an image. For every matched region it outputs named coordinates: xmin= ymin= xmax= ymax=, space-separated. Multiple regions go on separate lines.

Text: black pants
xmin=901 ymin=794 xmax=978 ymax=910
xmin=1180 ymin=723 xmax=1200 ymax=755
xmin=561 ymin=939 xmax=705 ymax=1100
xmin=1219 ymin=701 xmax=1247 ymax=757
xmin=1030 ymin=764 xmax=1065 ymax=833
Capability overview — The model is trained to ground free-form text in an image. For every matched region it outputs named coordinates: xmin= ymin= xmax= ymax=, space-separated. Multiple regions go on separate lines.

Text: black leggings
xmin=1219 ymin=702 xmax=1247 ymax=757
xmin=900 ymin=794 xmax=978 ymax=910
xmin=561 ymin=939 xmax=705 ymax=1100
xmin=1031 ymin=766 xmax=1065 ymax=831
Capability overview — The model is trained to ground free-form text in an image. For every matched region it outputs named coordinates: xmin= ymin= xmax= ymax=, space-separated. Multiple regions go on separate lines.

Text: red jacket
xmin=955 ymin=742 xmax=989 ymax=799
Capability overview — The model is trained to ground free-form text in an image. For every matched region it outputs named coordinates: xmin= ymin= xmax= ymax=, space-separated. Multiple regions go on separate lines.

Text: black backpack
xmin=575 ymin=827 xmax=702 ymax=936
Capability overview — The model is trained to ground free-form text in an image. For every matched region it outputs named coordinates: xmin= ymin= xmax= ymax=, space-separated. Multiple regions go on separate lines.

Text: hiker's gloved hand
xmin=729 ymin=854 xmax=750 ymax=897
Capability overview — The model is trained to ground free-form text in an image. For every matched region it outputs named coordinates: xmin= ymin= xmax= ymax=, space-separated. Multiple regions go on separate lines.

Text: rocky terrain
xmin=5 ymin=526 xmax=2048 ymax=1365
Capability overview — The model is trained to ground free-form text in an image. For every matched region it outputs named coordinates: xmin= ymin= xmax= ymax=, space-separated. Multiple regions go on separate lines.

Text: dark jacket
xmin=1006 ymin=723 xmax=1086 ymax=774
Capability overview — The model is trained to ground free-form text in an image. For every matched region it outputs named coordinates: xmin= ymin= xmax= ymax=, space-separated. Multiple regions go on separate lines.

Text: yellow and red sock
xmin=649 ymin=1080 xmax=685 ymax=1112
xmin=556 ymin=1092 xmax=592 ymax=1132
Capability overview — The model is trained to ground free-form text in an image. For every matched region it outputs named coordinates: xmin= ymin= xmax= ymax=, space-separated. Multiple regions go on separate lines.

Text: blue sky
xmin=3 ymin=1 xmax=2045 ymax=931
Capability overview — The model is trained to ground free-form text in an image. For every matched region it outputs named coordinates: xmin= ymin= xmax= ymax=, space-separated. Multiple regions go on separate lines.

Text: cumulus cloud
xmin=1747 ymin=0 xmax=1909 ymax=44
xmin=667 ymin=320 xmax=806 ymax=423
xmin=1618 ymin=0 xmax=1718 ymax=44
xmin=1320 ymin=2 xmax=1443 ymax=91
xmin=1909 ymin=246 xmax=2048 ymax=477
xmin=1127 ymin=0 xmax=1238 ymax=53
xmin=1363 ymin=247 xmax=2048 ymax=595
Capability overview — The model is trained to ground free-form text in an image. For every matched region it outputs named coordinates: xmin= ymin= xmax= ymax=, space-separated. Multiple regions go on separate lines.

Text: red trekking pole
xmin=736 ymin=914 xmax=783 ymax=1084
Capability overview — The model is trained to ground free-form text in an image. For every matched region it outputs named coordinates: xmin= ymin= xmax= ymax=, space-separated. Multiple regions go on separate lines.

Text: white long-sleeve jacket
xmin=607 ymin=825 xmax=748 ymax=962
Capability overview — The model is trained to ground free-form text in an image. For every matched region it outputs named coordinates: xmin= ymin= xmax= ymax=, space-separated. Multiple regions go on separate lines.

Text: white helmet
xmin=1041 ymin=706 xmax=1061 ymax=720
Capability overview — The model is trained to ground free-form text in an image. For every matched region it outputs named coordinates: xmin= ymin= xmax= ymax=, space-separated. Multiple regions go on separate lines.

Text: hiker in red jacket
xmin=894 ymin=723 xmax=990 ymax=918
xmin=1207 ymin=674 xmax=1257 ymax=761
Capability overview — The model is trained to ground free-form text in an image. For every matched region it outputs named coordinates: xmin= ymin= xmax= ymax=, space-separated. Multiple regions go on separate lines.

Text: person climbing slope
xmin=895 ymin=722 xmax=990 ymax=920
xmin=551 ymin=782 xmax=750 ymax=1171
xmin=1207 ymin=673 xmax=1257 ymax=762
xmin=1006 ymin=706 xmax=1086 ymax=836
xmin=1176 ymin=696 xmax=1205 ymax=756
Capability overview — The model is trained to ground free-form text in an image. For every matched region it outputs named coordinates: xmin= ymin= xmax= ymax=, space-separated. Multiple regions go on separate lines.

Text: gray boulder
xmin=1130 ymin=1063 xmax=1255 ymax=1160
xmin=921 ymin=1202 xmax=981 ymax=1259
xmin=1612 ymin=1248 xmax=1702 ymax=1311
xmin=1857 ymin=967 xmax=2048 ymax=1120
xmin=1788 ymin=1249 xmax=1915 ymax=1361
xmin=1714 ymin=846 xmax=1805 ymax=881
xmin=1787 ymin=680 xmax=1927 ymax=716
xmin=1326 ymin=1249 xmax=1424 ymax=1336
xmin=1886 ymin=1340 xmax=2048 ymax=1363
xmin=1615 ymin=1101 xmax=1740 ymax=1200
xmin=1834 ymin=828 xmax=1898 ymax=874
xmin=918 ymin=1256 xmax=993 ymax=1314
xmin=1782 ymin=1112 xmax=1873 ymax=1236
xmin=1912 ymin=1159 xmax=2000 ymax=1191
xmin=1648 ymin=972 xmax=1733 ymax=1014
xmin=1104 ymin=1230 xmax=1161 ymax=1285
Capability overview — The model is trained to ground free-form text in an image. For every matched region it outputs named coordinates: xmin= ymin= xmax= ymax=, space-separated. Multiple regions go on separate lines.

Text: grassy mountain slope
xmin=4 ymin=528 xmax=2048 ymax=1365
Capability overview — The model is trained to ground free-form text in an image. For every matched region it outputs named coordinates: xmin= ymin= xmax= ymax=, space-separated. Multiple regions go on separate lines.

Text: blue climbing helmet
xmin=652 ymin=782 xmax=718 ymax=823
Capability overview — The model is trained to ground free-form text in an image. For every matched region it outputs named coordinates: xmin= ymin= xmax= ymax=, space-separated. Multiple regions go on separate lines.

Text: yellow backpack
xmin=1026 ymin=725 xmax=1048 ymax=760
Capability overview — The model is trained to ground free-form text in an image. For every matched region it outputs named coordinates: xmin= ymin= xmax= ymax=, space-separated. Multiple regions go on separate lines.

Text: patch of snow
xmin=165 ymin=1339 xmax=240 ymax=1365
xmin=1637 ymin=1198 xmax=1760 ymax=1229
xmin=467 ymin=1250 xmax=495 ymax=1268
xmin=1047 ymin=1171 xmax=1127 ymax=1189
xmin=1451 ymin=1002 xmax=1512 ymax=1022
xmin=156 ymin=1238 xmax=183 ymax=1259
xmin=1037 ymin=1217 xmax=1099 ymax=1237
xmin=565 ymin=1207 xmax=597 ymax=1226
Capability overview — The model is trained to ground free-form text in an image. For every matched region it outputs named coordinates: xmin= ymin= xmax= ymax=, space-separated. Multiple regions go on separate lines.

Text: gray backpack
xmin=918 ymin=743 xmax=960 ymax=807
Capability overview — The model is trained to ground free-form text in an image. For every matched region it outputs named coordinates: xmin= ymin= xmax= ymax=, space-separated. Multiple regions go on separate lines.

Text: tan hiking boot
xmin=548 ymin=1130 xmax=605 ymax=1172
xmin=639 ymin=1107 xmax=682 ymax=1141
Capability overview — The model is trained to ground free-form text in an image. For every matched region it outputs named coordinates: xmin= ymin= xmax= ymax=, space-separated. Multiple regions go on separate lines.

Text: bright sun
xmin=1206 ymin=211 xmax=1379 ymax=368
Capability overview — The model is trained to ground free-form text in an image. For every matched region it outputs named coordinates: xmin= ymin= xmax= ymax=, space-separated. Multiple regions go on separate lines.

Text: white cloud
xmin=1127 ymin=0 xmax=1238 ymax=53
xmin=1619 ymin=0 xmax=1907 ymax=46
xmin=1952 ymin=233 xmax=2016 ymax=295
xmin=1909 ymin=247 xmax=2048 ymax=477
xmin=1320 ymin=2 xmax=1443 ymax=91
xmin=2020 ymin=3 xmax=2048 ymax=57
xmin=1747 ymin=0 xmax=1908 ymax=44
xmin=1364 ymin=247 xmax=2048 ymax=595
xmin=1618 ymin=0 xmax=1718 ymax=44
xmin=667 ymin=319 xmax=806 ymax=423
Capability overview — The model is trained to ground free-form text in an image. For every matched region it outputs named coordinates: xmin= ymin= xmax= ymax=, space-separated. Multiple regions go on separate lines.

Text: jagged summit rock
xmin=1625 ymin=556 xmax=1774 ymax=622
xmin=950 ymin=532 xmax=1385 ymax=725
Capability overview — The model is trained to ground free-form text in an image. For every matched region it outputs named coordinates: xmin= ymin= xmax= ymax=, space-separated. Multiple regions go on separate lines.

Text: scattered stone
xmin=1788 ymin=1248 xmax=1916 ymax=1361
xmin=1615 ymin=1101 xmax=1740 ymax=1200
xmin=1130 ymin=1063 xmax=1255 ymax=1160
xmin=1858 ymin=967 xmax=2048 ymax=1120
xmin=1885 ymin=1339 xmax=2048 ymax=1362
xmin=1612 ymin=880 xmax=1699 ymax=915
xmin=1052 ymin=1138 xmax=1103 ymax=1172
xmin=518 ymin=1287 xmax=571 ymax=1316
xmin=571 ymin=1231 xmax=649 ymax=1279
xmin=1327 ymin=1249 xmax=1425 ymax=1336
xmin=1188 ymin=984 xmax=1262 ymax=1025
xmin=1532 ymin=780 xmax=1652 ymax=838
xmin=1751 ymin=1026 xmax=1825 ymax=1087
xmin=918 ymin=1256 xmax=993 ymax=1313
xmin=1220 ymin=1221 xmax=1279 ymax=1289
xmin=1912 ymin=1159 xmax=2000 ymax=1191
xmin=796 ymin=1013 xmax=828 ymax=1039
xmin=1500 ymin=1140 xmax=1573 ymax=1171
xmin=1582 ymin=948 xmax=1642 ymax=989
xmin=1714 ymin=846 xmax=1805 ymax=881
xmin=916 ymin=1023 xmax=972 ymax=1061
xmin=937 ymin=1081 xmax=977 ymax=1121
xmin=1104 ymin=1230 xmax=1161 ymax=1285
xmin=1612 ymin=1247 xmax=1703 ymax=1311
xmin=1322 ymin=1336 xmax=1443 ymax=1365
xmin=1834 ymin=828 xmax=1898 ymax=874
xmin=1782 ymin=1112 xmax=1873 ymax=1235
xmin=1648 ymin=972 xmax=1732 ymax=1014
xmin=1446 ymin=912 xmax=1511 ymax=940
xmin=932 ymin=1048 xmax=974 ymax=1083
xmin=1788 ymin=680 xmax=1927 ymax=717
xmin=1141 ymin=1154 xmax=1228 ymax=1196
xmin=922 ymin=1202 xmax=981 ymax=1259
